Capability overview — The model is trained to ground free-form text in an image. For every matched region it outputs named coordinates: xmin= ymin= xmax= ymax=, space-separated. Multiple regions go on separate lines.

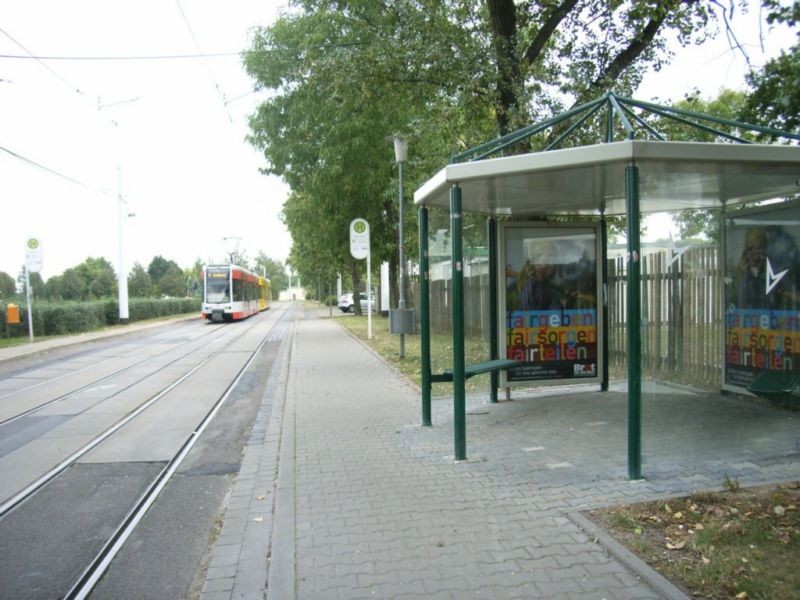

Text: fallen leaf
xmin=774 ymin=505 xmax=786 ymax=517
xmin=735 ymin=592 xmax=748 ymax=599
xmin=702 ymin=556 xmax=711 ymax=565
xmin=634 ymin=527 xmax=643 ymax=535
xmin=695 ymin=523 xmax=705 ymax=531
xmin=666 ymin=541 xmax=685 ymax=550
xmin=674 ymin=511 xmax=683 ymax=519
xmin=253 ymin=516 xmax=264 ymax=523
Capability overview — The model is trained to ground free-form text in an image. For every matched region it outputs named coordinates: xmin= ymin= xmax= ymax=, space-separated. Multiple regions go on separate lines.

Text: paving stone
xmin=200 ymin=308 xmax=800 ymax=600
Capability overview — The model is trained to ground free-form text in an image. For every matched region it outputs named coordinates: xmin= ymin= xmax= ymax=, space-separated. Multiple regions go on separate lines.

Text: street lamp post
xmin=393 ymin=135 xmax=408 ymax=358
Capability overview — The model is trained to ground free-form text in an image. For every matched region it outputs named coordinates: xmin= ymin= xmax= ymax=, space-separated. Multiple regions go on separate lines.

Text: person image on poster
xmin=734 ymin=227 xmax=768 ymax=308
xmin=518 ymin=241 xmax=565 ymax=310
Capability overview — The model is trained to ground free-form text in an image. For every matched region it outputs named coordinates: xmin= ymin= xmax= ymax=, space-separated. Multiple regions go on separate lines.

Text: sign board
xmin=25 ymin=237 xmax=43 ymax=273
xmin=350 ymin=218 xmax=369 ymax=260
xmin=500 ymin=222 xmax=603 ymax=386
xmin=722 ymin=201 xmax=800 ymax=392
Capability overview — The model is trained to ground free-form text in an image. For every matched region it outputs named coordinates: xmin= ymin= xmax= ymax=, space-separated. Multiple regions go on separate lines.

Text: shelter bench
xmin=746 ymin=371 xmax=800 ymax=404
xmin=430 ymin=359 xmax=520 ymax=383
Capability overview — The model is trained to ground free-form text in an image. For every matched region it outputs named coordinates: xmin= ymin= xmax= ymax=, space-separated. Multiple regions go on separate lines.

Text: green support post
xmin=419 ymin=206 xmax=432 ymax=426
xmin=626 ymin=165 xmax=642 ymax=480
xmin=451 ymin=185 xmax=466 ymax=461
xmin=488 ymin=217 xmax=499 ymax=403
xmin=601 ymin=217 xmax=609 ymax=392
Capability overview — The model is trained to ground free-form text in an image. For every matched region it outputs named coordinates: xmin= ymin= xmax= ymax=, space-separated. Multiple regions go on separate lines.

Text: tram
xmin=257 ymin=275 xmax=271 ymax=311
xmin=201 ymin=264 xmax=270 ymax=322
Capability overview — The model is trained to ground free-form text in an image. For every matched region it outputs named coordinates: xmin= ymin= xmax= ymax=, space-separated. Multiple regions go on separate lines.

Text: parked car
xmin=338 ymin=292 xmax=375 ymax=313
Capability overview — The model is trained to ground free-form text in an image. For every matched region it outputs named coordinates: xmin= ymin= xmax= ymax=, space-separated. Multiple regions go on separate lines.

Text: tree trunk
xmin=486 ymin=0 xmax=522 ymax=136
xmin=349 ymin=261 xmax=363 ymax=315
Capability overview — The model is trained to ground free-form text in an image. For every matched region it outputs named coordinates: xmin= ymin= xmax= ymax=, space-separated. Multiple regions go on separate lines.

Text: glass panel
xmin=724 ymin=202 xmax=800 ymax=391
xmin=502 ymin=223 xmax=600 ymax=384
xmin=205 ymin=269 xmax=230 ymax=303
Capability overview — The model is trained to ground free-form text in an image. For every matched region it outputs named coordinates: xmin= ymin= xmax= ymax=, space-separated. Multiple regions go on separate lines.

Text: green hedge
xmin=1 ymin=298 xmax=200 ymax=338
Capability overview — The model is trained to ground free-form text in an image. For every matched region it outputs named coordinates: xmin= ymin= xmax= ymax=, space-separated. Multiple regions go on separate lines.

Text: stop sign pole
xmin=24 ymin=237 xmax=43 ymax=342
xmin=349 ymin=218 xmax=371 ymax=339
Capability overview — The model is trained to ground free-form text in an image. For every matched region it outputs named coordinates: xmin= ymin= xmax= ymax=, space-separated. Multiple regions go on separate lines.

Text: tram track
xmin=0 ymin=318 xmax=237 ymax=426
xmin=0 ymin=326 xmax=227 ymax=428
xmin=0 ymin=302 xmax=294 ymax=599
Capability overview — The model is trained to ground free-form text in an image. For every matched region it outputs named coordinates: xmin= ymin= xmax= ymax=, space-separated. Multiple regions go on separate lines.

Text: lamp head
xmin=392 ymin=135 xmax=408 ymax=163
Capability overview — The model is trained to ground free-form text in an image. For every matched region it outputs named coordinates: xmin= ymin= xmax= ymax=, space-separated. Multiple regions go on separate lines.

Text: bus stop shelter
xmin=413 ymin=92 xmax=800 ymax=478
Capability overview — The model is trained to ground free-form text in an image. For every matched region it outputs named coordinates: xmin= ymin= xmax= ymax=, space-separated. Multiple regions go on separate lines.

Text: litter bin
xmin=389 ymin=308 xmax=416 ymax=334
xmin=6 ymin=303 xmax=20 ymax=325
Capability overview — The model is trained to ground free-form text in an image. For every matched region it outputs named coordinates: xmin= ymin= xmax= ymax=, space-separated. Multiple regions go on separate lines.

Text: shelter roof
xmin=413 ymin=93 xmax=800 ymax=217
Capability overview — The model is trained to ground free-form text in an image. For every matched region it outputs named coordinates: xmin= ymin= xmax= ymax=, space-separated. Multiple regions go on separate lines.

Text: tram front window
xmin=206 ymin=280 xmax=229 ymax=303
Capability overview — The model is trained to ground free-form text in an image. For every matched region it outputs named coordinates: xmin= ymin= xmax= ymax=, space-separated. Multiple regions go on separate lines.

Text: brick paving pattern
xmin=204 ymin=307 xmax=800 ymax=599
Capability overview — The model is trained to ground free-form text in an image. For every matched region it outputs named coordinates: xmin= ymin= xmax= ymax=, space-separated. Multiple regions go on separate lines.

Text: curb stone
xmin=566 ymin=510 xmax=690 ymax=600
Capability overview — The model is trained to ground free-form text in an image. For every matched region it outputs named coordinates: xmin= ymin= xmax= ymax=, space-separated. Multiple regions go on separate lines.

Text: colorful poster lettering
xmin=724 ymin=204 xmax=800 ymax=389
xmin=503 ymin=226 xmax=599 ymax=382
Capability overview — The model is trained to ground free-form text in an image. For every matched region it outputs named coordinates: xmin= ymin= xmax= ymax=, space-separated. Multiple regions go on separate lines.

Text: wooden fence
xmin=409 ymin=244 xmax=723 ymax=390
xmin=608 ymin=245 xmax=722 ymax=389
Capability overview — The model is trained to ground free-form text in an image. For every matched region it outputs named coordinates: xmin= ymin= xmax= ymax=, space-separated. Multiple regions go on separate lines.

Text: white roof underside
xmin=413 ymin=140 xmax=800 ymax=216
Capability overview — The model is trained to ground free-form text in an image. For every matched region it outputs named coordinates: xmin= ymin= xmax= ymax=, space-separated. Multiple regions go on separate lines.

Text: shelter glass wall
xmin=411 ymin=207 xmax=493 ymax=389
xmin=501 ymin=222 xmax=602 ymax=385
xmin=723 ymin=201 xmax=800 ymax=392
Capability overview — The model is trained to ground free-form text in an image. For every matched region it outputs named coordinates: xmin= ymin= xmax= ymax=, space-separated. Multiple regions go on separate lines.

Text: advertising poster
xmin=502 ymin=224 xmax=600 ymax=384
xmin=724 ymin=203 xmax=800 ymax=390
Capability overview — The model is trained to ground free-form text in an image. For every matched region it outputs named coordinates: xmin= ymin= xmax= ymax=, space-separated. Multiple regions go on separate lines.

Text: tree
xmin=74 ymin=257 xmax=117 ymax=299
xmin=59 ymin=269 xmax=85 ymax=301
xmin=253 ymin=253 xmax=289 ymax=299
xmin=185 ymin=259 xmax=204 ymax=298
xmin=740 ymin=1 xmax=800 ymax=133
xmin=157 ymin=264 xmax=187 ymax=297
xmin=483 ymin=0 xmax=719 ymax=135
xmin=147 ymin=256 xmax=180 ymax=285
xmin=128 ymin=262 xmax=153 ymax=298
xmin=245 ymin=1 xmax=744 ymax=299
xmin=662 ymin=89 xmax=750 ymax=241
xmin=0 ymin=271 xmax=16 ymax=299
xmin=27 ymin=272 xmax=45 ymax=299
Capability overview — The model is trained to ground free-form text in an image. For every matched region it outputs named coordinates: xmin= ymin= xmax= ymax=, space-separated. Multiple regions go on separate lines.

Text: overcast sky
xmin=0 ymin=1 xmax=795 ymax=281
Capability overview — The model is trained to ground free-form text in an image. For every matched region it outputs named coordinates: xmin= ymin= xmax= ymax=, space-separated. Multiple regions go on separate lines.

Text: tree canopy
xmin=0 ymin=272 xmax=17 ymax=299
xmin=245 ymin=0 xmax=744 ymax=290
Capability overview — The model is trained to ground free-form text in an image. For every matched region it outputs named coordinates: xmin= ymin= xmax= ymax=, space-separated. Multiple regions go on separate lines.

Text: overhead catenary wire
xmin=174 ymin=0 xmax=233 ymax=122
xmin=0 ymin=42 xmax=369 ymax=61
xmin=0 ymin=145 xmax=108 ymax=193
xmin=0 ymin=27 xmax=87 ymax=95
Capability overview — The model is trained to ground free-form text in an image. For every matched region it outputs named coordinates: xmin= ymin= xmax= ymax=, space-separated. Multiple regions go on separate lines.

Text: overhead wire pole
xmin=117 ymin=165 xmax=129 ymax=324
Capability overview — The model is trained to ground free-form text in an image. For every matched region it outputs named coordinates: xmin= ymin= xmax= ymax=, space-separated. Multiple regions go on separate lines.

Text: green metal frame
xmin=417 ymin=92 xmax=800 ymax=476
xmin=450 ymin=91 xmax=800 ymax=163
xmin=488 ymin=217 xmax=500 ymax=403
xmin=450 ymin=185 xmax=466 ymax=460
xmin=419 ymin=206 xmax=432 ymax=427
xmin=625 ymin=166 xmax=642 ymax=480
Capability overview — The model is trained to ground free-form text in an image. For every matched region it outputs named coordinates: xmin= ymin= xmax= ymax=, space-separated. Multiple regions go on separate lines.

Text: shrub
xmin=2 ymin=297 xmax=200 ymax=339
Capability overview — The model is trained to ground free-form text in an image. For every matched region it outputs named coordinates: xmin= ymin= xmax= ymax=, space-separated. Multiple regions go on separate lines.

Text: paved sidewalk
xmin=203 ymin=308 xmax=800 ymax=599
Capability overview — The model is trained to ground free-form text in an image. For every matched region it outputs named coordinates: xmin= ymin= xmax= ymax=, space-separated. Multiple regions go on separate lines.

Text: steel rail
xmin=63 ymin=304 xmax=293 ymax=599
xmin=0 ymin=305 xmax=286 ymax=518
xmin=0 ymin=322 xmax=227 ymax=427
